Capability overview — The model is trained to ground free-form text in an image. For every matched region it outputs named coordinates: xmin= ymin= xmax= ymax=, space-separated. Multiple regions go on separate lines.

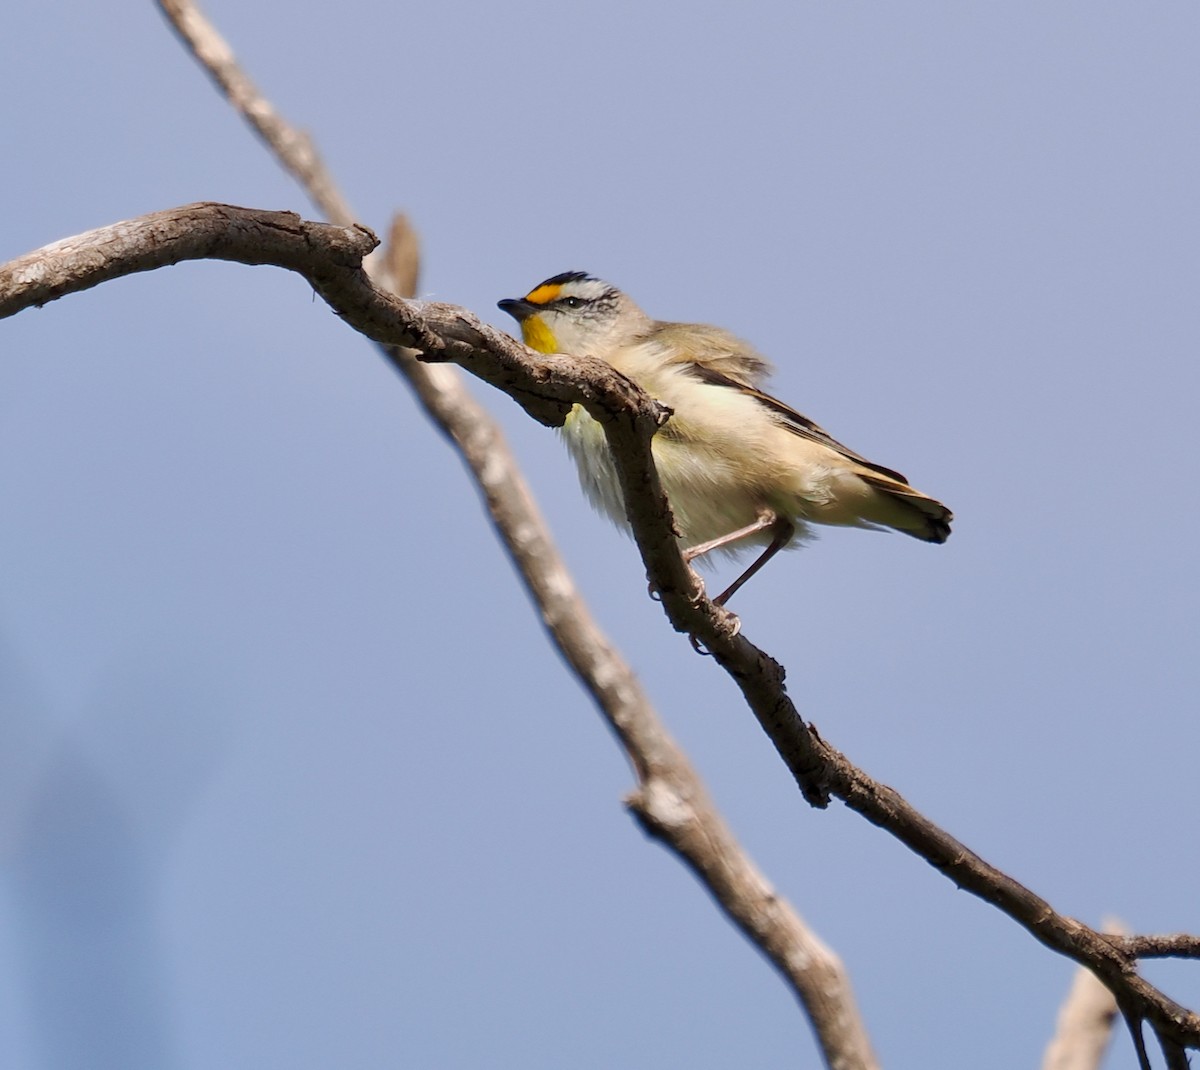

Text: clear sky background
xmin=2 ymin=3 xmax=1198 ymax=1068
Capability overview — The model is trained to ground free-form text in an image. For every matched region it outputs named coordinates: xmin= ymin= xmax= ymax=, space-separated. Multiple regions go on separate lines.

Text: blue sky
xmin=2 ymin=3 xmax=1198 ymax=1067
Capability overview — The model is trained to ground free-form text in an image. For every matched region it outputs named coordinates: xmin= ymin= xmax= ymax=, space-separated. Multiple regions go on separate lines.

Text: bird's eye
xmin=562 ymin=296 xmax=583 ymax=309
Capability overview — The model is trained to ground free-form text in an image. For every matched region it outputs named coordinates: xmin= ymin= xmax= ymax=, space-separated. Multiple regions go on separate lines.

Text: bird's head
xmin=498 ymin=271 xmax=649 ymax=356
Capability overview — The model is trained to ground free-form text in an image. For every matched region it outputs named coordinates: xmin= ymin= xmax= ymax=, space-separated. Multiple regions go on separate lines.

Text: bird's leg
xmin=682 ymin=512 xmax=794 ymax=654
xmin=651 ymin=510 xmax=782 ymax=602
xmin=706 ymin=514 xmax=795 ymax=607
xmin=654 ymin=510 xmax=794 ymax=614
xmin=682 ymin=509 xmax=782 ymax=567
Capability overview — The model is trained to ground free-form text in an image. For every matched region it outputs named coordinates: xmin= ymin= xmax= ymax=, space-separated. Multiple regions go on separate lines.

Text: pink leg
xmin=705 ymin=514 xmax=795 ymax=606
xmin=683 ymin=509 xmax=782 ymax=565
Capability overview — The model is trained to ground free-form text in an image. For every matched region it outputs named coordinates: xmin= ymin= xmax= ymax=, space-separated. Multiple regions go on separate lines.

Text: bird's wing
xmin=649 ymin=322 xmax=774 ymax=387
xmin=684 ymin=362 xmax=911 ymax=485
xmin=647 ymin=320 xmax=912 ymax=484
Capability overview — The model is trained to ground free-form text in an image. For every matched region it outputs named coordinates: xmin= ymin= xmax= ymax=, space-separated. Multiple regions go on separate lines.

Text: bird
xmin=498 ymin=271 xmax=951 ymax=606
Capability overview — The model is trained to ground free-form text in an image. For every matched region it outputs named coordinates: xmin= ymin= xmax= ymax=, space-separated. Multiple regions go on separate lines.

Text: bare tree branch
xmin=3 ymin=203 xmax=1199 ymax=1059
xmin=1157 ymin=1032 xmax=1191 ymax=1070
xmin=1121 ymin=934 xmax=1200 ymax=960
xmin=4 ymin=4 xmax=1189 ymax=1064
xmin=148 ymin=4 xmax=883 ymax=1064
xmin=1042 ymin=926 xmax=1123 ymax=1070
xmin=156 ymin=0 xmax=355 ymax=227
xmin=0 ymin=204 xmax=374 ymax=315
xmin=1041 ymin=977 xmax=1117 ymax=1070
xmin=383 ymin=214 xmax=421 ymax=300
xmin=1125 ymin=1012 xmax=1153 ymax=1070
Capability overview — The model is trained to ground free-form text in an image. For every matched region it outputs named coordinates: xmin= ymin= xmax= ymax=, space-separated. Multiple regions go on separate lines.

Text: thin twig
xmin=1124 ymin=1008 xmax=1153 ymax=1070
xmin=1158 ymin=1031 xmax=1191 ymax=1070
xmin=1122 ymin=934 xmax=1200 ymax=960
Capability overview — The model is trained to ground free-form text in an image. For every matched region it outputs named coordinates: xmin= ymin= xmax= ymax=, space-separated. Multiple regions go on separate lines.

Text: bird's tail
xmin=858 ymin=473 xmax=953 ymax=544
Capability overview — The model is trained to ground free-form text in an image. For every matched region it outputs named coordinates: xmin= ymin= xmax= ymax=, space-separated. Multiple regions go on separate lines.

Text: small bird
xmin=499 ymin=272 xmax=951 ymax=606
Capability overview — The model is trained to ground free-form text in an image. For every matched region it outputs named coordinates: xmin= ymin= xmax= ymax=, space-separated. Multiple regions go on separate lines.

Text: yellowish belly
xmin=559 ymin=405 xmax=793 ymax=554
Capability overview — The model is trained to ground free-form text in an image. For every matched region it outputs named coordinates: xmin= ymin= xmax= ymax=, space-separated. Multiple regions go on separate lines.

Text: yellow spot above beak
xmin=524 ymin=282 xmax=563 ymax=306
xmin=520 ymin=314 xmax=558 ymax=354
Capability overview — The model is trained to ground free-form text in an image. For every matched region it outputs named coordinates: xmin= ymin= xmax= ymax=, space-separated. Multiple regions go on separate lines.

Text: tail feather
xmin=859 ymin=473 xmax=953 ymax=544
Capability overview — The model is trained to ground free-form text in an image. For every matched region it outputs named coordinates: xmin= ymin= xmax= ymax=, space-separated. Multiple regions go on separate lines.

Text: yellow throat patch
xmin=519 ymin=314 xmax=558 ymax=354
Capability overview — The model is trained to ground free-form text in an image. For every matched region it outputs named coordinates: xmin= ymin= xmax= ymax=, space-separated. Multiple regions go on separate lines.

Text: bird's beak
xmin=498 ymin=297 xmax=536 ymax=320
